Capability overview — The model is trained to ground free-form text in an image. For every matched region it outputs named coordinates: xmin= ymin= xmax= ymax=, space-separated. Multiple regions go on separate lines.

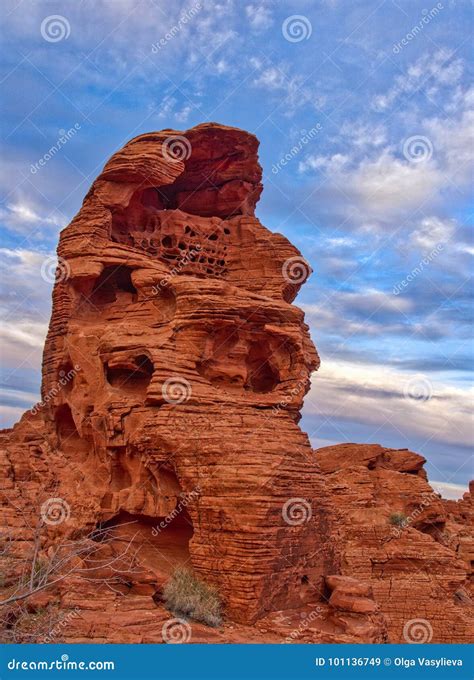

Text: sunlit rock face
xmin=33 ymin=123 xmax=323 ymax=623
xmin=0 ymin=124 xmax=471 ymax=644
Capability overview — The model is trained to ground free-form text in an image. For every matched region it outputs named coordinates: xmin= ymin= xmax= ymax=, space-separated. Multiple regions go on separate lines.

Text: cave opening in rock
xmin=96 ymin=509 xmax=194 ymax=578
xmin=88 ymin=265 xmax=137 ymax=307
xmin=55 ymin=403 xmax=88 ymax=460
xmin=105 ymin=354 xmax=154 ymax=397
xmin=245 ymin=342 xmax=280 ymax=393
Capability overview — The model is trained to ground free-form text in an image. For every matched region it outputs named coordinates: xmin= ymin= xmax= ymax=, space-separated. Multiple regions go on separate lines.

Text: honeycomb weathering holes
xmin=111 ymin=187 xmax=231 ymax=279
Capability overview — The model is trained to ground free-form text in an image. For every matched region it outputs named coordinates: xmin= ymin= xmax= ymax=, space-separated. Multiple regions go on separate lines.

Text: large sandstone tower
xmin=1 ymin=124 xmax=472 ymax=643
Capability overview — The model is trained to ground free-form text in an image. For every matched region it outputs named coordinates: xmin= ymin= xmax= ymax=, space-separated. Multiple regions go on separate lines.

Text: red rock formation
xmin=0 ymin=124 xmax=472 ymax=644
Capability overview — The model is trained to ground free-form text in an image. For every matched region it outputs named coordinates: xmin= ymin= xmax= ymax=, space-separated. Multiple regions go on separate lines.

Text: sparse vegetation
xmin=163 ymin=567 xmax=222 ymax=627
xmin=389 ymin=511 xmax=408 ymax=528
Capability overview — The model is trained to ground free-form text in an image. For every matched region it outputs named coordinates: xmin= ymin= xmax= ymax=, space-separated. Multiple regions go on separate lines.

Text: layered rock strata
xmin=0 ymin=124 xmax=472 ymax=644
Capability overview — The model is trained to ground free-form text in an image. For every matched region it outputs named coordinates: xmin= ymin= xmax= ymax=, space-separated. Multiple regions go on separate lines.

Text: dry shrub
xmin=163 ymin=567 xmax=222 ymax=627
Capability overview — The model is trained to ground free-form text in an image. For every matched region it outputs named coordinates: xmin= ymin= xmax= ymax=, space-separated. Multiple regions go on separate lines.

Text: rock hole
xmin=105 ymin=355 xmax=154 ymax=397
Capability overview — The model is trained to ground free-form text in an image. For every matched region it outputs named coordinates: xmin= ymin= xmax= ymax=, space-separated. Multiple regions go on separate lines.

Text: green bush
xmin=389 ymin=511 xmax=408 ymax=528
xmin=163 ymin=567 xmax=222 ymax=627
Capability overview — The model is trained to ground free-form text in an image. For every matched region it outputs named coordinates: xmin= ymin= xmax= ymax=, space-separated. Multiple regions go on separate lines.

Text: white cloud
xmin=350 ymin=151 xmax=443 ymax=217
xmin=299 ymin=76 xmax=473 ymax=226
xmin=0 ymin=248 xmax=53 ymax=353
xmin=305 ymin=358 xmax=473 ymax=449
xmin=425 ymin=107 xmax=474 ymax=181
xmin=251 ymin=60 xmax=322 ymax=116
xmin=253 ymin=66 xmax=286 ymax=90
xmin=430 ymin=480 xmax=469 ymax=500
xmin=410 ymin=216 xmax=456 ymax=251
xmin=372 ymin=49 xmax=464 ymax=112
xmin=0 ymin=201 xmax=66 ymax=235
xmin=0 ymin=405 xmax=28 ymax=429
xmin=339 ymin=121 xmax=387 ymax=149
xmin=299 ymin=153 xmax=350 ymax=174
xmin=246 ymin=4 xmax=273 ymax=31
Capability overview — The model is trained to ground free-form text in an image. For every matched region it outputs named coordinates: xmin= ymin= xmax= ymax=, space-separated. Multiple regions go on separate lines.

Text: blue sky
xmin=0 ymin=0 xmax=472 ymax=497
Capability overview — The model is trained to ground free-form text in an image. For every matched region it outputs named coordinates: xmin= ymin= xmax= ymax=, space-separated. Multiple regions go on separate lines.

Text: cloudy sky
xmin=0 ymin=0 xmax=472 ymax=497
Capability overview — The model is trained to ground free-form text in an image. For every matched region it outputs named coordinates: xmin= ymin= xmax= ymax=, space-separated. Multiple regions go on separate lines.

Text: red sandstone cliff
xmin=0 ymin=124 xmax=472 ymax=644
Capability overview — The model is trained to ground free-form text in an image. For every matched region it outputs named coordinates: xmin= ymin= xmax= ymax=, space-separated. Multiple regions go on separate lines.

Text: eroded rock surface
xmin=0 ymin=124 xmax=472 ymax=644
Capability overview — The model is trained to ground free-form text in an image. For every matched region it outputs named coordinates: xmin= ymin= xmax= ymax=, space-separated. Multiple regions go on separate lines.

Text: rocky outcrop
xmin=315 ymin=444 xmax=473 ymax=643
xmin=0 ymin=124 xmax=472 ymax=644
